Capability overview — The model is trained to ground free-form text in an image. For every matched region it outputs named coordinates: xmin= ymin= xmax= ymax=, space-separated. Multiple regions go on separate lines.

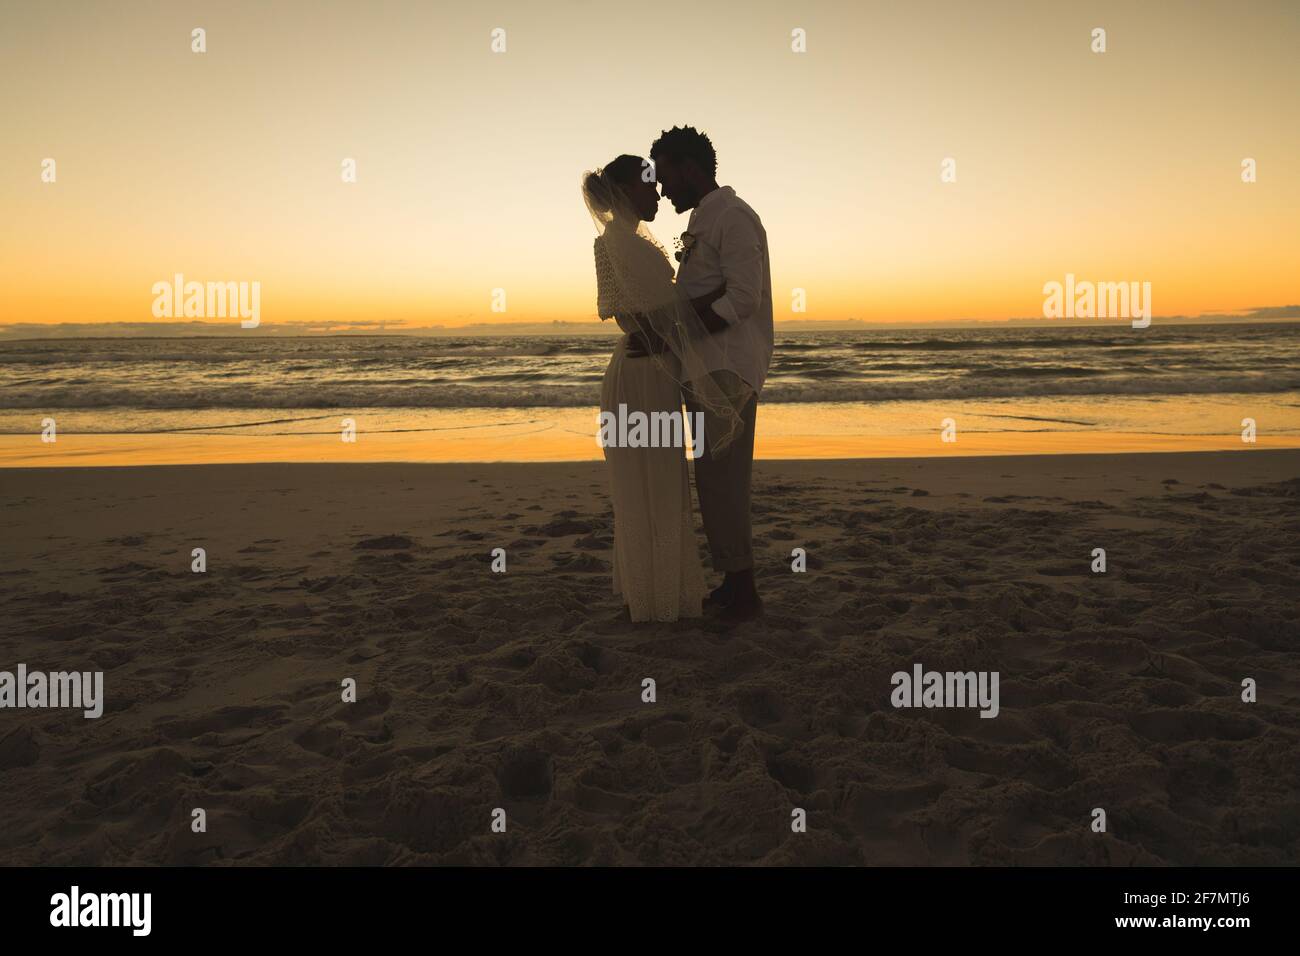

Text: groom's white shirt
xmin=674 ymin=186 xmax=774 ymax=394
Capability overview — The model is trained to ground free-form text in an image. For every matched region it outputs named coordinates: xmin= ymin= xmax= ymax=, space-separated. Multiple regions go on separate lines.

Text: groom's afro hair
xmin=650 ymin=126 xmax=717 ymax=176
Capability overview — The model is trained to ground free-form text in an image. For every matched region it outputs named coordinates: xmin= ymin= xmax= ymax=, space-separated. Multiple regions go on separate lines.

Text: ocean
xmin=3 ymin=323 xmax=1298 ymax=463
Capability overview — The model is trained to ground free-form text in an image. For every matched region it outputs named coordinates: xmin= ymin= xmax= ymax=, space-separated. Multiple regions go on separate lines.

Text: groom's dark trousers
xmin=685 ymin=370 xmax=758 ymax=573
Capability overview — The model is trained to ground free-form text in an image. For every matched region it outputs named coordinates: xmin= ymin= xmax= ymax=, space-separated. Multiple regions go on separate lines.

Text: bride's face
xmin=619 ymin=176 xmax=661 ymax=223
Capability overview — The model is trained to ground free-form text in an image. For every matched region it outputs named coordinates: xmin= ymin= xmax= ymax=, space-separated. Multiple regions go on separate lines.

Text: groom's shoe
xmin=719 ymin=594 xmax=763 ymax=624
xmin=714 ymin=570 xmax=761 ymax=623
xmin=703 ymin=581 xmax=734 ymax=610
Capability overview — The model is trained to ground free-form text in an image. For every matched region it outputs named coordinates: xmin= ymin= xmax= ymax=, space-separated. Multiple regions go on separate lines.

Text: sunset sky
xmin=2 ymin=0 xmax=1297 ymax=329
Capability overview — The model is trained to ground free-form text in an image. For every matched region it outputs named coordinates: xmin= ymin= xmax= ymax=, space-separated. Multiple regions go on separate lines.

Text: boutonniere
xmin=673 ymin=231 xmax=697 ymax=264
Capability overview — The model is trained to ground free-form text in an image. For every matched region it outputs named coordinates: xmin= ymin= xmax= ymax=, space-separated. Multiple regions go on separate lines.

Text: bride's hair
xmin=583 ymin=154 xmax=644 ymax=214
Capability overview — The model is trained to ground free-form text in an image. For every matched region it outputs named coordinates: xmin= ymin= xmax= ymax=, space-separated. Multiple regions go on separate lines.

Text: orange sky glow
xmin=2 ymin=0 xmax=1296 ymax=330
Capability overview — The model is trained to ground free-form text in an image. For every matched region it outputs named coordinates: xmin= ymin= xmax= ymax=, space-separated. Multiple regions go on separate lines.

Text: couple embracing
xmin=583 ymin=126 xmax=772 ymax=624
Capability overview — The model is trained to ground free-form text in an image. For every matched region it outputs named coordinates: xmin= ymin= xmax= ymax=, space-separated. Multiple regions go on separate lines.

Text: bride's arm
xmin=593 ymin=238 xmax=617 ymax=321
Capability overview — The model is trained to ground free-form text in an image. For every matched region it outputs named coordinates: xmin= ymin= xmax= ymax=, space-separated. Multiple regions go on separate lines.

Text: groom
xmin=650 ymin=126 xmax=773 ymax=622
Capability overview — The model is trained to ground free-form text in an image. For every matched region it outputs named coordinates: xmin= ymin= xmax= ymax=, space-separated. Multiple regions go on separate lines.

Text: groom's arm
xmin=625 ymin=286 xmax=726 ymax=354
xmin=689 ymin=286 xmax=730 ymax=334
xmin=704 ymin=210 xmax=765 ymax=332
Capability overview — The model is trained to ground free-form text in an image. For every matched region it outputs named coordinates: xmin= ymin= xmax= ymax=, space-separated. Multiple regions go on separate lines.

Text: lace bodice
xmin=594 ymin=225 xmax=677 ymax=335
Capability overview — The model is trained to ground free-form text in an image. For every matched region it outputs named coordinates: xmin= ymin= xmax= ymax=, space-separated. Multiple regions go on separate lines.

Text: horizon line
xmin=3 ymin=315 xmax=1299 ymax=342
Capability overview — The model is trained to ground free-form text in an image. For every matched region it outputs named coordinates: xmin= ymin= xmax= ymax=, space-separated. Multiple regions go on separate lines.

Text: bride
xmin=583 ymin=155 xmax=741 ymax=622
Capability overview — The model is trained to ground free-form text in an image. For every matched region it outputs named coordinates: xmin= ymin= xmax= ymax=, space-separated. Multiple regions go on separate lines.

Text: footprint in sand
xmin=496 ymin=745 xmax=553 ymax=800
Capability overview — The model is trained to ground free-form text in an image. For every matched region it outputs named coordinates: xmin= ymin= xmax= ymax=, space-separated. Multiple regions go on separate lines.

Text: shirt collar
xmin=687 ymin=185 xmax=733 ymax=229
xmin=697 ymin=185 xmax=732 ymax=211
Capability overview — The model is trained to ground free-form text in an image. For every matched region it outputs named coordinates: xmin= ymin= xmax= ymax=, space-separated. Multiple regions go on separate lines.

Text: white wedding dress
xmin=594 ymin=224 xmax=706 ymax=622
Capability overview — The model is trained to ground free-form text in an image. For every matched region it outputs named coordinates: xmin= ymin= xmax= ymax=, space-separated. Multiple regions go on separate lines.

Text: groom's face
xmin=653 ymin=155 xmax=695 ymax=213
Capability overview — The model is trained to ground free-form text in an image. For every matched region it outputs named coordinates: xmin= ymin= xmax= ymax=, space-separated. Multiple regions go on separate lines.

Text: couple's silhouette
xmin=584 ymin=126 xmax=773 ymax=623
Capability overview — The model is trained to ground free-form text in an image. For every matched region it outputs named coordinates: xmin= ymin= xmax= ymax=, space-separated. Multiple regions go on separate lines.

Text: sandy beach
xmin=1 ymin=450 xmax=1297 ymax=865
